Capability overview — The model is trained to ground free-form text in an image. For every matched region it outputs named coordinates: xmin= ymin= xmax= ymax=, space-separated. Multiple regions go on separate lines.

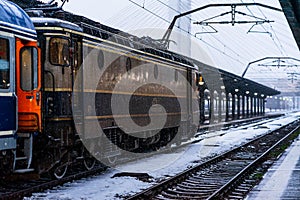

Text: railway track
xmin=127 ymin=119 xmax=300 ymax=200
xmin=0 ymin=163 xmax=107 ymax=200
xmin=0 ymin=114 xmax=289 ymax=199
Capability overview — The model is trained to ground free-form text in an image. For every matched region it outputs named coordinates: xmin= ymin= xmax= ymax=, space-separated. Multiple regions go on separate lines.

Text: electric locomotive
xmin=0 ymin=1 xmax=197 ymax=178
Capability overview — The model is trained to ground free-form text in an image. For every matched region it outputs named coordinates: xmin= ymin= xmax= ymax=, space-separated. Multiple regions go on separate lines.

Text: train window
xmin=154 ymin=64 xmax=158 ymax=79
xmin=20 ymin=47 xmax=38 ymax=91
xmin=98 ymin=49 xmax=104 ymax=69
xmin=0 ymin=38 xmax=9 ymax=89
xmin=175 ymin=69 xmax=178 ymax=82
xmin=126 ymin=57 xmax=131 ymax=74
xmin=73 ymin=40 xmax=82 ymax=69
xmin=49 ymin=37 xmax=70 ymax=66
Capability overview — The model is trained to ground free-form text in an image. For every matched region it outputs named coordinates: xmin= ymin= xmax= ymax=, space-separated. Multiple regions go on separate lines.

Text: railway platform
xmin=246 ymin=135 xmax=300 ymax=199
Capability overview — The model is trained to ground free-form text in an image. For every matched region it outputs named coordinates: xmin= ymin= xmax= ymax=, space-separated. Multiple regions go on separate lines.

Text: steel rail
xmin=208 ymin=124 xmax=300 ymax=199
xmin=127 ymin=120 xmax=300 ymax=199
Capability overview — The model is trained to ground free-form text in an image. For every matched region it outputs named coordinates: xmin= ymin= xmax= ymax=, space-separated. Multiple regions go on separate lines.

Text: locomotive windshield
xmin=49 ymin=37 xmax=70 ymax=66
xmin=0 ymin=38 xmax=9 ymax=89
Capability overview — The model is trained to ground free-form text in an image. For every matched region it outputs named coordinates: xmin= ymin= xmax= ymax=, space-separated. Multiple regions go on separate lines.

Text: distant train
xmin=0 ymin=0 xmax=278 ymax=178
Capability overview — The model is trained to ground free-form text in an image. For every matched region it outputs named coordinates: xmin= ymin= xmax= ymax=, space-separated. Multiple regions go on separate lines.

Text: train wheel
xmin=107 ymin=155 xmax=118 ymax=164
xmin=83 ymin=152 xmax=96 ymax=171
xmin=52 ymin=163 xmax=68 ymax=179
xmin=81 ymin=146 xmax=96 ymax=171
xmin=83 ymin=157 xmax=96 ymax=171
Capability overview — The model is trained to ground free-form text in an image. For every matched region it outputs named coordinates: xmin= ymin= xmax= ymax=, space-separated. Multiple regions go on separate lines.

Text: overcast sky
xmin=63 ymin=0 xmax=129 ymax=22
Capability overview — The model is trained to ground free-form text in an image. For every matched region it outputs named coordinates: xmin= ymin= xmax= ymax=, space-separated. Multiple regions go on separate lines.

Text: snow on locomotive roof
xmin=0 ymin=0 xmax=35 ymax=34
xmin=31 ymin=17 xmax=82 ymax=32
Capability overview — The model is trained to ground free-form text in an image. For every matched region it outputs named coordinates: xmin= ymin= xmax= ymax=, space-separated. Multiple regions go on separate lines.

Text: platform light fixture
xmin=254 ymin=92 xmax=258 ymax=96
xmin=235 ymin=88 xmax=239 ymax=92
xmin=246 ymin=91 xmax=250 ymax=94
xmin=198 ymin=75 xmax=205 ymax=86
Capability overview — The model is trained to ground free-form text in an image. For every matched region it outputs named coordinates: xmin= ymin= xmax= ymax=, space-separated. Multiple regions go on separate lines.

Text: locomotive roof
xmin=0 ymin=0 xmax=35 ymax=34
xmin=31 ymin=17 xmax=82 ymax=32
xmin=27 ymin=8 xmax=197 ymax=69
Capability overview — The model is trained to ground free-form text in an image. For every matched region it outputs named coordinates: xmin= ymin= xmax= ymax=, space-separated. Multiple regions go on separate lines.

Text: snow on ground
xmin=27 ymin=112 xmax=300 ymax=200
xmin=246 ymin=134 xmax=300 ymax=199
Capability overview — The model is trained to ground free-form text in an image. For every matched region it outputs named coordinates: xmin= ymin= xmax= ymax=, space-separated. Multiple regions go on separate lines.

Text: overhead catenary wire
xmin=130 ymin=0 xmax=246 ymax=64
xmin=241 ymin=0 xmax=286 ymax=56
xmin=238 ymin=0 xmax=300 ymax=91
xmin=253 ymin=0 xmax=287 ymax=54
xmin=161 ymin=0 xmax=249 ymax=61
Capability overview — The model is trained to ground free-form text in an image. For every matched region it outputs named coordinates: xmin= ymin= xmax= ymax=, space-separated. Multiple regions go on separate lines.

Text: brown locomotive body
xmin=30 ymin=13 xmax=199 ymax=176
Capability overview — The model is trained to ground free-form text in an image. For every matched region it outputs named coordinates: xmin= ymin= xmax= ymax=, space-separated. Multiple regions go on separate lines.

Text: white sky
xmin=63 ymin=0 xmax=128 ymax=23
xmin=55 ymin=0 xmax=300 ymax=93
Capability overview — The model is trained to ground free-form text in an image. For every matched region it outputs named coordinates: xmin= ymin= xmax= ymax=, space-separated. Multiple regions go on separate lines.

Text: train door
xmin=70 ymin=36 xmax=84 ymax=135
xmin=70 ymin=36 xmax=82 ymax=89
xmin=70 ymin=36 xmax=96 ymax=167
xmin=16 ymin=38 xmax=41 ymax=132
xmin=13 ymin=38 xmax=41 ymax=172
xmin=186 ymin=68 xmax=193 ymax=137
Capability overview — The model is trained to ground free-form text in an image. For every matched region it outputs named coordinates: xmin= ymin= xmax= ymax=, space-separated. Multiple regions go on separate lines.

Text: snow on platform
xmin=246 ymin=135 xmax=300 ymax=200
